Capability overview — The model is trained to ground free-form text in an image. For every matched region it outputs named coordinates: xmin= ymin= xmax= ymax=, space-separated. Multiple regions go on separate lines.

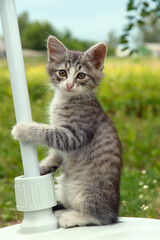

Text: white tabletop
xmin=0 ymin=217 xmax=160 ymax=240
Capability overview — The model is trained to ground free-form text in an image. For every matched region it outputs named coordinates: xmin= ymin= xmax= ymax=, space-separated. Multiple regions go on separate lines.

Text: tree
xmin=120 ymin=0 xmax=160 ymax=54
xmin=18 ymin=12 xmax=30 ymax=36
xmin=139 ymin=13 xmax=160 ymax=43
xmin=18 ymin=12 xmax=93 ymax=51
xmin=18 ymin=12 xmax=60 ymax=50
xmin=18 ymin=12 xmax=58 ymax=50
xmin=61 ymin=29 xmax=94 ymax=51
xmin=21 ymin=21 xmax=60 ymax=50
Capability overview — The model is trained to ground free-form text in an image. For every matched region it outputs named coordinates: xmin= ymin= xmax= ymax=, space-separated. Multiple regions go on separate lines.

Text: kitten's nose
xmin=66 ymin=83 xmax=73 ymax=90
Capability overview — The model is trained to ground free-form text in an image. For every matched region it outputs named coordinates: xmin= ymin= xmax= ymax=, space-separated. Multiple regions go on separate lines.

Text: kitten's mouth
xmin=67 ymin=88 xmax=72 ymax=92
xmin=64 ymin=86 xmax=77 ymax=95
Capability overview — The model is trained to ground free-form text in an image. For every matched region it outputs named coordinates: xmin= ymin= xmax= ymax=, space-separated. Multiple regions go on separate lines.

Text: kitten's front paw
xmin=12 ymin=122 xmax=33 ymax=142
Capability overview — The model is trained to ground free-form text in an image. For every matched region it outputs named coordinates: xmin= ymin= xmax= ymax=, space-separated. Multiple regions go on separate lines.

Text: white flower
xmin=140 ymin=204 xmax=149 ymax=211
xmin=141 ymin=170 xmax=146 ymax=174
xmin=152 ymin=179 xmax=157 ymax=184
xmin=143 ymin=185 xmax=148 ymax=191
xmin=139 ymin=194 xmax=143 ymax=199
xmin=139 ymin=181 xmax=144 ymax=186
xmin=140 ymin=204 xmax=145 ymax=210
xmin=143 ymin=206 xmax=149 ymax=211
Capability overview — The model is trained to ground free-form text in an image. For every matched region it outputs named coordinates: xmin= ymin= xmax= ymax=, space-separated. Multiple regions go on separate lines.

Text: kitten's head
xmin=47 ymin=36 xmax=107 ymax=96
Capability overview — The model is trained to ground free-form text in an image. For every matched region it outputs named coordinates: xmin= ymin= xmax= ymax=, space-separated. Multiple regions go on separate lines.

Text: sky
xmin=0 ymin=0 xmax=128 ymax=42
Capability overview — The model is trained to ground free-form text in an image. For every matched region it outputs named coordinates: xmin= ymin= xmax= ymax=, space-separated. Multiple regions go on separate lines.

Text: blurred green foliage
xmin=18 ymin=12 xmax=118 ymax=55
xmin=0 ymin=56 xmax=160 ymax=227
xmin=18 ymin=12 xmax=94 ymax=52
xmin=120 ymin=0 xmax=160 ymax=54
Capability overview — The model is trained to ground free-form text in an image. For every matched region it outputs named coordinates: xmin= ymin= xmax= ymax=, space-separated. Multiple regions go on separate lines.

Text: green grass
xmin=0 ymin=56 xmax=160 ymax=227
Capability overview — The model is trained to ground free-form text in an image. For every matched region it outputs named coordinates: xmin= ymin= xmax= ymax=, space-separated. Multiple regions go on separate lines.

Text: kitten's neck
xmin=53 ymin=89 xmax=70 ymax=105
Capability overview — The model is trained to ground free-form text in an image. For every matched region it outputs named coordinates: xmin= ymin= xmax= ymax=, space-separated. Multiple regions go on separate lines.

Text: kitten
xmin=12 ymin=36 xmax=122 ymax=228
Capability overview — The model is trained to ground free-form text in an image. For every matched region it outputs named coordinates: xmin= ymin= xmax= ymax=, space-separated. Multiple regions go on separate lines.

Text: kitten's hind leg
xmin=58 ymin=210 xmax=100 ymax=228
xmin=54 ymin=209 xmax=68 ymax=219
xmin=52 ymin=201 xmax=67 ymax=219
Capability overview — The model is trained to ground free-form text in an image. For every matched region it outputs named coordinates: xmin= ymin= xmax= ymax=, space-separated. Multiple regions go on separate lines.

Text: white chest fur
xmin=49 ymin=89 xmax=69 ymax=127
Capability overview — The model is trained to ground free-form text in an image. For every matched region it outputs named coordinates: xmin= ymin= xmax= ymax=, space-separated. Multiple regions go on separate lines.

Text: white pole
xmin=0 ymin=0 xmax=57 ymax=232
xmin=0 ymin=0 xmax=40 ymax=177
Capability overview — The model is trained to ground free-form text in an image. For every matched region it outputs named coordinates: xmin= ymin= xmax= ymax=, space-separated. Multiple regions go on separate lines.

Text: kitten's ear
xmin=47 ymin=36 xmax=68 ymax=62
xmin=85 ymin=42 xmax=107 ymax=70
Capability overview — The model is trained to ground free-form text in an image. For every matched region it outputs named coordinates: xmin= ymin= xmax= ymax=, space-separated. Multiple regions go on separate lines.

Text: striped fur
xmin=12 ymin=36 xmax=122 ymax=228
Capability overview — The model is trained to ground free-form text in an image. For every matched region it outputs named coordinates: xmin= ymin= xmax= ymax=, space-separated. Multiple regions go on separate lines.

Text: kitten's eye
xmin=59 ymin=69 xmax=67 ymax=77
xmin=77 ymin=72 xmax=86 ymax=79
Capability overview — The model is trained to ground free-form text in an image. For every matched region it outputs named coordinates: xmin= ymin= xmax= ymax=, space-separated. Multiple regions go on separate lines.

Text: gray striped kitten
xmin=12 ymin=36 xmax=122 ymax=228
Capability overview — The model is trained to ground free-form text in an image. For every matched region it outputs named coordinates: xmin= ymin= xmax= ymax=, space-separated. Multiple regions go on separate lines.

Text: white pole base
xmin=0 ymin=217 xmax=160 ymax=240
xmin=14 ymin=174 xmax=57 ymax=233
xmin=15 ymin=174 xmax=56 ymax=211
xmin=20 ymin=209 xmax=57 ymax=234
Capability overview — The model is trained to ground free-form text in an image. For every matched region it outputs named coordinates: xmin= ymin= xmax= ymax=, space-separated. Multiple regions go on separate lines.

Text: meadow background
xmin=0 ymin=0 xmax=160 ymax=228
xmin=0 ymin=55 xmax=160 ymax=227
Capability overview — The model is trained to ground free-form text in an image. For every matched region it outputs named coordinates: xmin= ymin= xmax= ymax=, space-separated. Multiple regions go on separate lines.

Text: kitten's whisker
xmin=30 ymin=82 xmax=52 ymax=97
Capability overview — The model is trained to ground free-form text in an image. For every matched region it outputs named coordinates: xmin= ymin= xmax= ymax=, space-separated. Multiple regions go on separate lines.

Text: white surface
xmin=0 ymin=217 xmax=160 ymax=240
xmin=0 ymin=0 xmax=40 ymax=178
